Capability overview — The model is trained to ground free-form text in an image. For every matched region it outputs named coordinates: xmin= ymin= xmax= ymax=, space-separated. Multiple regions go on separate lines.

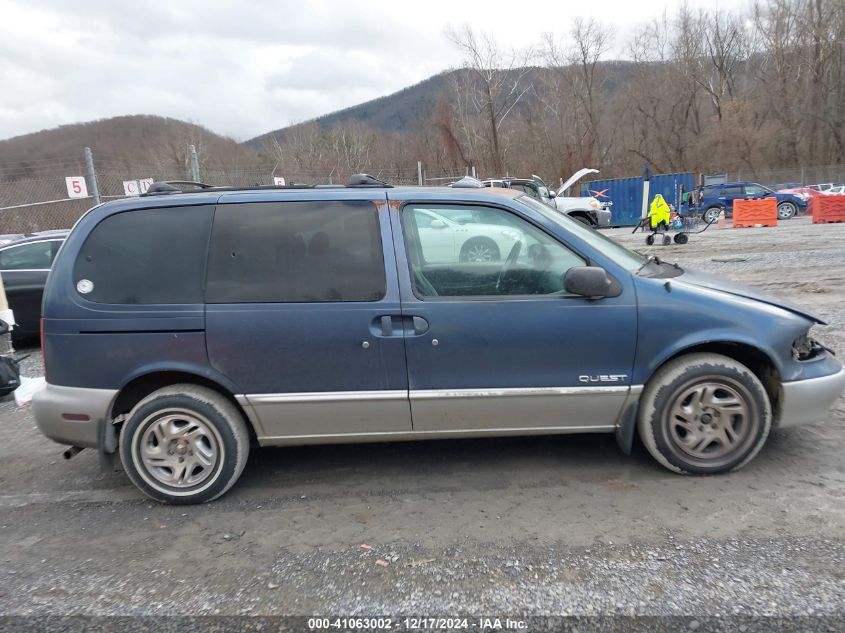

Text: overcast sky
xmin=0 ymin=0 xmax=746 ymax=143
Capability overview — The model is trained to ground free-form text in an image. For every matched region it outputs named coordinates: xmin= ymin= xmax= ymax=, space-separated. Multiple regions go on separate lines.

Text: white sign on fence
xmin=123 ymin=178 xmax=154 ymax=196
xmin=65 ymin=176 xmax=88 ymax=199
xmin=273 ymin=177 xmax=286 ymax=186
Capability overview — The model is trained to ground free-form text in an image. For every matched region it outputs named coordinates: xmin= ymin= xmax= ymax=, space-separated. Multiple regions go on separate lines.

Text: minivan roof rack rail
xmin=142 ymin=181 xmax=215 ymax=196
xmin=450 ymin=176 xmax=483 ymax=188
xmin=347 ymin=174 xmax=393 ymax=188
xmin=139 ymin=175 xmax=393 ymax=196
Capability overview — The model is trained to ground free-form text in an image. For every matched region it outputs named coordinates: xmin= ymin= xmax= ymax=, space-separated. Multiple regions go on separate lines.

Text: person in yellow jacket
xmin=648 ymin=193 xmax=671 ymax=230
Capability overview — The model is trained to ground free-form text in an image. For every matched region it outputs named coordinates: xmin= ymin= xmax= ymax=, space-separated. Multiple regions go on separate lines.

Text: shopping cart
xmin=632 ymin=213 xmax=717 ymax=245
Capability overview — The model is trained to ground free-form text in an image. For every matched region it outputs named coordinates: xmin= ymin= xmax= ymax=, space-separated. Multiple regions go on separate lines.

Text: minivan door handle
xmin=409 ymin=316 xmax=429 ymax=335
xmin=371 ymin=315 xmax=402 ymax=337
xmin=371 ymin=315 xmax=429 ymax=337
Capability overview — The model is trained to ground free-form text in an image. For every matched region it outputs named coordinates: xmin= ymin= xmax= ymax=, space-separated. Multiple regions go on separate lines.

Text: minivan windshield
xmin=515 ymin=195 xmax=648 ymax=272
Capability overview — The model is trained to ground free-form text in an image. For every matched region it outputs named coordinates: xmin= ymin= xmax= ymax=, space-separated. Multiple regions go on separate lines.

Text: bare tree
xmin=542 ymin=17 xmax=615 ymax=173
xmin=446 ymin=24 xmax=535 ymax=175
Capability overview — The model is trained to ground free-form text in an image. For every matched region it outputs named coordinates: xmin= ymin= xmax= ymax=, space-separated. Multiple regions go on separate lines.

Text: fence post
xmin=417 ymin=161 xmax=423 ymax=186
xmin=84 ymin=147 xmax=100 ymax=206
xmin=189 ymin=145 xmax=200 ymax=182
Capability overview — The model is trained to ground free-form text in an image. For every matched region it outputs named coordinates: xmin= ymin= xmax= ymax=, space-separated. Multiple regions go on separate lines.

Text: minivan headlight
xmin=793 ymin=330 xmax=825 ymax=361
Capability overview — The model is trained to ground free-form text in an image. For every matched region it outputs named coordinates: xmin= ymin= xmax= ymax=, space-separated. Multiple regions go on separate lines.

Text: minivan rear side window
xmin=74 ymin=206 xmax=213 ymax=304
xmin=206 ymin=200 xmax=385 ymax=303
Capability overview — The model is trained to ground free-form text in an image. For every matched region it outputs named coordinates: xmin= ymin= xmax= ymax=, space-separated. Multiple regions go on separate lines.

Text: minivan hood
xmin=675 ymin=269 xmax=826 ymax=325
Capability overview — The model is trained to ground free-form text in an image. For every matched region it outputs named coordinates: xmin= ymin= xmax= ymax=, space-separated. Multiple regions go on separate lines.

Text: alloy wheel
xmin=665 ymin=379 xmax=758 ymax=468
xmin=138 ymin=412 xmax=220 ymax=488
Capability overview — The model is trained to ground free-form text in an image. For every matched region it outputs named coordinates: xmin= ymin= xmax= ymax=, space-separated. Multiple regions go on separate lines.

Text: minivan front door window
xmin=514 ymin=195 xmax=649 ymax=273
xmin=403 ymin=204 xmax=585 ymax=297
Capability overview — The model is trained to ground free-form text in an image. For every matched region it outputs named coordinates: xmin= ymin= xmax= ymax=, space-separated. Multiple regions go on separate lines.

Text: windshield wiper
xmin=637 ymin=254 xmax=661 ymax=273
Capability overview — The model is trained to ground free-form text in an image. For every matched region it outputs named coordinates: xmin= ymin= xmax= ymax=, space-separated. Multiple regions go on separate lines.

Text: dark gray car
xmin=0 ymin=231 xmax=68 ymax=338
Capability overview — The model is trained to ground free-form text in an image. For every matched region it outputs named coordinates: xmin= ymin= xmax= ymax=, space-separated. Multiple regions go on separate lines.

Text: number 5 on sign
xmin=65 ymin=176 xmax=88 ymax=199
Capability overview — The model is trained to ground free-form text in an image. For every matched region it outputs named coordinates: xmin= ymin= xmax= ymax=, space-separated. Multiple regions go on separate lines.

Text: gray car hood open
xmin=675 ymin=269 xmax=826 ymax=325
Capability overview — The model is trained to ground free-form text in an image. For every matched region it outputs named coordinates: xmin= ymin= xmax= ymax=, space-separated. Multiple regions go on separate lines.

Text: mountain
xmin=245 ymin=71 xmax=458 ymax=149
xmin=0 ymin=115 xmax=262 ymax=181
xmin=0 ymin=62 xmax=640 ymax=180
xmin=244 ymin=63 xmax=639 ymax=151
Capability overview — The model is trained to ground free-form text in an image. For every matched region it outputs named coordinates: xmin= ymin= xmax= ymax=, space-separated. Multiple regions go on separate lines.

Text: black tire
xmin=703 ymin=207 xmax=722 ymax=224
xmin=662 ymin=234 xmax=672 ymax=245
xmin=645 ymin=234 xmax=655 ymax=245
xmin=777 ymin=201 xmax=796 ymax=220
xmin=637 ymin=353 xmax=772 ymax=475
xmin=459 ymin=237 xmax=500 ymax=262
xmin=119 ymin=384 xmax=250 ymax=504
xmin=674 ymin=233 xmax=689 ymax=244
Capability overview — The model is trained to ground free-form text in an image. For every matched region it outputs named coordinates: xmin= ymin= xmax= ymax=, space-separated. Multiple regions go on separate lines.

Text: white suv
xmin=482 ymin=171 xmax=611 ymax=227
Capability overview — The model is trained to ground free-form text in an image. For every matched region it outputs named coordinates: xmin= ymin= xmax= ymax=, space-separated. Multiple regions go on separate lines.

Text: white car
xmin=411 ymin=208 xmax=523 ymax=263
xmin=823 ymin=185 xmax=844 ymax=195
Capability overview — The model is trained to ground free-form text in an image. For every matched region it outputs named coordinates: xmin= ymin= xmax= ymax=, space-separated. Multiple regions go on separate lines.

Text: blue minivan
xmin=33 ymin=178 xmax=845 ymax=503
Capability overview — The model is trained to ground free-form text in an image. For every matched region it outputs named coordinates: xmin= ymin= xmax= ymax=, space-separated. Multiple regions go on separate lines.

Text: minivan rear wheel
xmin=638 ymin=353 xmax=771 ymax=474
xmin=119 ymin=384 xmax=249 ymax=504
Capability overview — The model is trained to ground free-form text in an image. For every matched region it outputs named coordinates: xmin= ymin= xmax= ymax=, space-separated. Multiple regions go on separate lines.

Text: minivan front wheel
xmin=119 ymin=384 xmax=249 ymax=504
xmin=638 ymin=353 xmax=771 ymax=474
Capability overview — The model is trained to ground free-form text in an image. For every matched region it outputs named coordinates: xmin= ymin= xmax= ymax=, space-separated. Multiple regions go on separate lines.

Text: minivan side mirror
xmin=430 ymin=219 xmax=447 ymax=229
xmin=564 ymin=266 xmax=612 ymax=298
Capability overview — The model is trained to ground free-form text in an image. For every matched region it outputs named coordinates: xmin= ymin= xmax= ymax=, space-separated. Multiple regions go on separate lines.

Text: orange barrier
xmin=812 ymin=195 xmax=845 ymax=224
xmin=732 ymin=198 xmax=778 ymax=228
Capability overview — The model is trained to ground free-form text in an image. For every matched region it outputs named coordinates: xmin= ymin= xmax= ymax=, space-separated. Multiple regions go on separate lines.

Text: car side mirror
xmin=564 ymin=266 xmax=612 ymax=298
xmin=430 ymin=219 xmax=446 ymax=229
xmin=548 ymin=191 xmax=556 ymax=198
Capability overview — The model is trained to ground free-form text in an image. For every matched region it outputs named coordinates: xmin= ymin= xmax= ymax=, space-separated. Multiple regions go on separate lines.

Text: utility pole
xmin=189 ymin=145 xmax=200 ymax=182
xmin=84 ymin=147 xmax=100 ymax=206
xmin=641 ymin=161 xmax=651 ymax=219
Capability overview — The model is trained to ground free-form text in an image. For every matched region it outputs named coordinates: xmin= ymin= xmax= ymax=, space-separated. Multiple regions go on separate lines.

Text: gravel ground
xmin=0 ymin=217 xmax=843 ymax=631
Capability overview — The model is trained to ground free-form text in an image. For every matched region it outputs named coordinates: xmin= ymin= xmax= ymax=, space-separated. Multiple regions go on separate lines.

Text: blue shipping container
xmin=580 ymin=173 xmax=696 ymax=227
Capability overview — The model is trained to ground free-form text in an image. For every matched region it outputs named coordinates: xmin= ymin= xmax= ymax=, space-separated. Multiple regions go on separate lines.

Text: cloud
xmin=0 ymin=0 xmax=748 ymax=141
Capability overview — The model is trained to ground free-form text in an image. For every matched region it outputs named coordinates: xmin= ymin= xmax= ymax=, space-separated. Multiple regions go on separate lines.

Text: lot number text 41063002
xmin=307 ymin=617 xmax=528 ymax=630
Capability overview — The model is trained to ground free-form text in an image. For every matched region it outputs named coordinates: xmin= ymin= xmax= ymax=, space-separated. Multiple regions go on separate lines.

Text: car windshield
xmin=515 ymin=195 xmax=648 ymax=272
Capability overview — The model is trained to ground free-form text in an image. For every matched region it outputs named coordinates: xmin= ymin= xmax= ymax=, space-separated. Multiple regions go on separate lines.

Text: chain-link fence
xmin=708 ymin=164 xmax=845 ymax=188
xmin=6 ymin=147 xmax=841 ymax=235
xmin=0 ymin=148 xmax=475 ymax=234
